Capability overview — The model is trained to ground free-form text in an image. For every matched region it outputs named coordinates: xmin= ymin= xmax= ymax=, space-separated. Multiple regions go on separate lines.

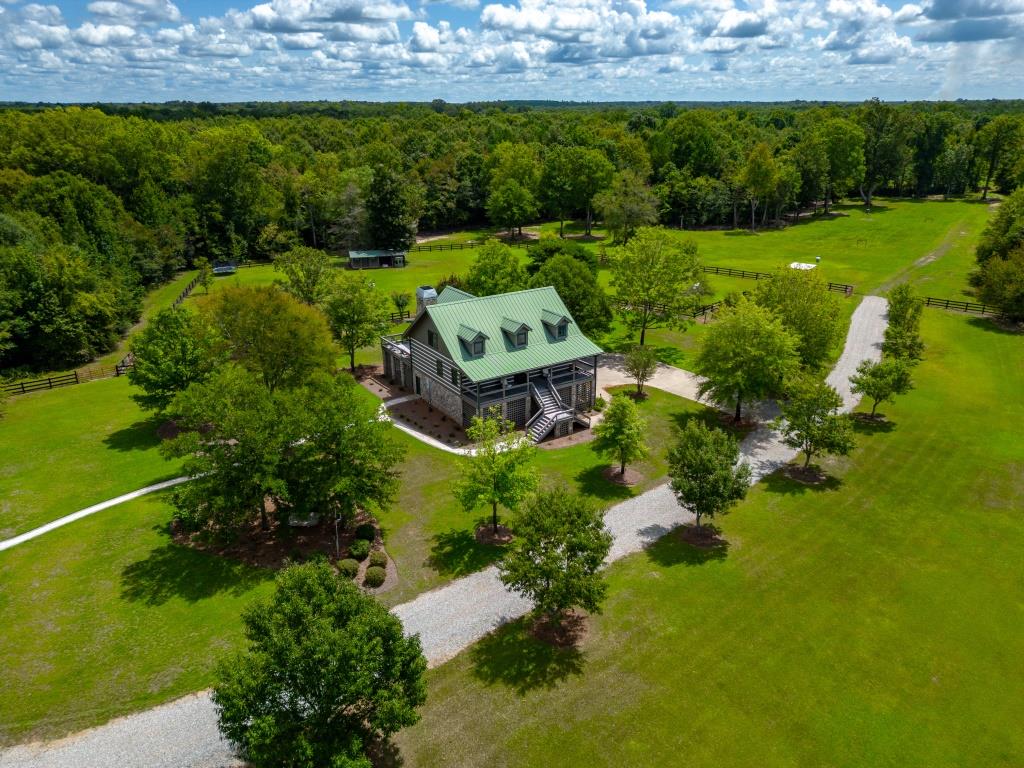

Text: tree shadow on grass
xmin=645 ymin=527 xmax=729 ymax=568
xmin=103 ymin=416 xmax=164 ymax=452
xmin=470 ymin=619 xmax=584 ymax=696
xmin=760 ymin=468 xmax=843 ymax=498
xmin=574 ymin=464 xmax=634 ymax=502
xmin=428 ymin=527 xmax=504 ymax=578
xmin=669 ymin=409 xmax=750 ymax=441
xmin=121 ymin=531 xmax=271 ymax=606
xmin=851 ymin=414 xmax=896 ymax=435
xmin=368 ymin=738 xmax=405 ymax=768
xmin=967 ymin=316 xmax=1023 ymax=336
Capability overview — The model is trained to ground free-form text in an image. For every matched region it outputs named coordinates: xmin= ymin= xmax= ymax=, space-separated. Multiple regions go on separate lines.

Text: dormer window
xmin=501 ymin=318 xmax=532 ymax=348
xmin=457 ymin=324 xmax=488 ymax=356
xmin=541 ymin=308 xmax=572 ymax=340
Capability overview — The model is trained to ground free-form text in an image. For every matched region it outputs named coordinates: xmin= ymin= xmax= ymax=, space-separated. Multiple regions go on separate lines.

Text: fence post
xmin=75 ymin=370 xmax=80 ymax=384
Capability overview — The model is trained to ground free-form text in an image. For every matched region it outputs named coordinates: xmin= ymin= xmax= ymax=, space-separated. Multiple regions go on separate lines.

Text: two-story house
xmin=381 ymin=284 xmax=602 ymax=442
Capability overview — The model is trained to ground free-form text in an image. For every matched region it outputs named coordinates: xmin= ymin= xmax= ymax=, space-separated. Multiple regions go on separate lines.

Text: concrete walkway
xmin=1 ymin=296 xmax=887 ymax=768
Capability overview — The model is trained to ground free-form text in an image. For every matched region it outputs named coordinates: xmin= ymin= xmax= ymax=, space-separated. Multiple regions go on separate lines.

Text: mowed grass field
xmin=0 ymin=376 xmax=184 ymax=537
xmin=392 ymin=311 xmax=1024 ymax=768
xmin=0 ymin=385 xmax=713 ymax=743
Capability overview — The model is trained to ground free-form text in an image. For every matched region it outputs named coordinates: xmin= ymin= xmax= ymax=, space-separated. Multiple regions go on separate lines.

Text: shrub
xmin=354 ymin=523 xmax=376 ymax=542
xmin=368 ymin=549 xmax=388 ymax=568
xmin=337 ymin=558 xmax=359 ymax=579
xmin=349 ymin=539 xmax=370 ymax=561
xmin=364 ymin=566 xmax=386 ymax=588
xmin=594 ymin=394 xmax=607 ymax=412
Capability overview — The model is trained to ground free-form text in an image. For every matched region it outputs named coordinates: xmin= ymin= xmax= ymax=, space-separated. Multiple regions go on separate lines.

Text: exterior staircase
xmin=528 ymin=379 xmax=575 ymax=442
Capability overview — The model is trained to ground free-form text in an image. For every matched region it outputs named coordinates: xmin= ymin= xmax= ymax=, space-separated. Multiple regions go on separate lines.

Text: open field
xmin=0 ymin=384 xmax=712 ymax=743
xmin=392 ymin=310 xmax=1024 ymax=768
xmin=0 ymin=376 xmax=184 ymax=538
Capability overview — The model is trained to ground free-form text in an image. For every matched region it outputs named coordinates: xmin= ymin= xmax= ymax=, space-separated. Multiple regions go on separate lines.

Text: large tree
xmin=752 ymin=268 xmax=844 ymax=370
xmin=778 ymin=377 xmax=855 ymax=470
xmin=739 ymin=142 xmax=778 ymax=231
xmin=486 ymin=179 xmax=538 ymax=238
xmin=696 ymin=298 xmax=800 ymax=422
xmin=667 ymin=420 xmax=751 ymax=531
xmin=324 ymin=272 xmax=391 ymax=372
xmin=976 ymin=187 xmax=1024 ymax=264
xmin=499 ymin=488 xmax=612 ymax=626
xmin=529 ymin=254 xmax=612 ymax=336
xmin=975 ymin=246 xmax=1024 ymax=322
xmin=610 ymin=227 xmax=703 ymax=345
xmin=163 ymin=364 xmax=293 ymax=534
xmin=818 ymin=118 xmax=865 ymax=212
xmin=273 ymin=245 xmax=336 ymax=306
xmin=464 ymin=240 xmax=528 ymax=297
xmin=976 ymin=115 xmax=1022 ymax=200
xmin=591 ymin=393 xmax=648 ymax=478
xmin=365 ymin=165 xmax=417 ymax=250
xmin=593 ymin=170 xmax=659 ymax=244
xmin=204 ymin=284 xmax=336 ymax=391
xmin=623 ymin=344 xmax=658 ymax=397
xmin=128 ymin=306 xmax=225 ymax=413
xmin=455 ymin=409 xmax=538 ymax=534
xmin=280 ymin=373 xmax=404 ymax=552
xmin=214 ymin=561 xmax=426 ymax=768
xmin=857 ymin=99 xmax=913 ymax=209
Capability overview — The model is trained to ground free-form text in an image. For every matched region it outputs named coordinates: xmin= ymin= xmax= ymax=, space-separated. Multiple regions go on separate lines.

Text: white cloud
xmin=74 ymin=22 xmax=136 ymax=46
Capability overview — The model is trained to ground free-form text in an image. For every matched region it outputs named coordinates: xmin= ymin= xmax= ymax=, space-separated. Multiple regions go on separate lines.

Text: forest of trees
xmin=1 ymin=99 xmax=1023 ymax=373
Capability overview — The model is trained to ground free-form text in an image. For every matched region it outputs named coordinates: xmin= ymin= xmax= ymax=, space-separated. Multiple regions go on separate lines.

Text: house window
xmin=473 ymin=339 xmax=484 ymax=355
xmin=436 ymin=359 xmax=443 ymax=377
xmin=516 ymin=330 xmax=528 ymax=347
xmin=427 ymin=329 xmax=438 ymax=350
xmin=450 ymin=368 xmax=459 ymax=387
xmin=557 ymin=323 xmax=567 ymax=338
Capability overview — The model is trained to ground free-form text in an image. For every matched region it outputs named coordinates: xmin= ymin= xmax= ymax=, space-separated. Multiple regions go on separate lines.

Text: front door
xmin=415 ymin=376 xmax=421 ymax=395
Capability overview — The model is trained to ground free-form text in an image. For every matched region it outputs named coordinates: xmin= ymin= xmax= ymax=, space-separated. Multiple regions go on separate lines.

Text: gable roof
xmin=414 ymin=286 xmax=602 ymax=382
xmin=541 ymin=308 xmax=571 ymax=326
xmin=437 ymin=285 xmax=475 ymax=303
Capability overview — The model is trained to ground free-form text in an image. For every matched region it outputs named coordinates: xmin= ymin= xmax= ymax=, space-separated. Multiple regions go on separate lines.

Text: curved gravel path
xmin=1 ymin=296 xmax=887 ymax=768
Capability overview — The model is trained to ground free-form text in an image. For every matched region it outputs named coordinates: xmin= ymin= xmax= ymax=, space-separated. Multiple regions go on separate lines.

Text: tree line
xmin=2 ymin=100 xmax=1023 ymax=372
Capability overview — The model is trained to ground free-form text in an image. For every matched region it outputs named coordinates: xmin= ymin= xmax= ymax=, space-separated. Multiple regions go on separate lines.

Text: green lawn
xmin=674 ymin=199 xmax=991 ymax=296
xmin=0 ymin=490 xmax=272 ymax=744
xmin=0 ymin=384 xmax=712 ymax=743
xmin=392 ymin=311 xmax=1024 ymax=768
xmin=0 ymin=376 xmax=184 ymax=538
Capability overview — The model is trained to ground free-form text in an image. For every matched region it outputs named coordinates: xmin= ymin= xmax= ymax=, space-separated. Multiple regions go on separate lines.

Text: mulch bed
xmin=602 ymin=465 xmax=641 ymax=486
xmin=351 ymin=364 xmax=382 ymax=382
xmin=475 ymin=523 xmax=514 ymax=546
xmin=853 ymin=412 xmax=886 ymax=424
xmin=676 ymin=523 xmax=727 ymax=549
xmin=388 ymin=399 xmax=467 ymax=446
xmin=530 ymin=610 xmax=589 ymax=648
xmin=172 ymin=505 xmax=378 ymax=571
xmin=157 ymin=419 xmax=182 ymax=441
xmin=783 ymin=464 xmax=829 ymax=485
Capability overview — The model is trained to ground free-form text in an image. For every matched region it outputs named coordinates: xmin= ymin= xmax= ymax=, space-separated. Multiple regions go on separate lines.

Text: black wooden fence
xmin=921 ymin=296 xmax=1001 ymax=316
xmin=409 ymin=239 xmax=530 ymax=253
xmin=388 ymin=309 xmax=412 ymax=324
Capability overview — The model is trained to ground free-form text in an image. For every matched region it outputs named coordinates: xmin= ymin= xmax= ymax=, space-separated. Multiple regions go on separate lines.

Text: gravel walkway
xmin=2 ymin=296 xmax=887 ymax=768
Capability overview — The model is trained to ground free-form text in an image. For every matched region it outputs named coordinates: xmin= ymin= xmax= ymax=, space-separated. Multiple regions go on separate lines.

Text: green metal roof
xmin=437 ymin=286 xmax=475 ymax=303
xmin=419 ymin=286 xmax=602 ymax=382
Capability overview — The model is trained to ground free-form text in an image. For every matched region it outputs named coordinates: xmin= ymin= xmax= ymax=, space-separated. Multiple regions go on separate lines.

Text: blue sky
xmin=1 ymin=0 xmax=1022 ymax=103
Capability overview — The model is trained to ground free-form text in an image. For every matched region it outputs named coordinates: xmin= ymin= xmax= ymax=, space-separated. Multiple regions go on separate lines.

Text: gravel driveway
xmin=1 ymin=295 xmax=887 ymax=768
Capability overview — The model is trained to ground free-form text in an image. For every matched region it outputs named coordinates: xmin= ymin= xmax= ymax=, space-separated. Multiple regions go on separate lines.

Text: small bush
xmin=354 ymin=523 xmax=376 ymax=541
xmin=594 ymin=395 xmax=607 ymax=412
xmin=349 ymin=539 xmax=370 ymax=561
xmin=364 ymin=566 xmax=386 ymax=588
xmin=337 ymin=558 xmax=359 ymax=579
xmin=368 ymin=549 xmax=388 ymax=568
